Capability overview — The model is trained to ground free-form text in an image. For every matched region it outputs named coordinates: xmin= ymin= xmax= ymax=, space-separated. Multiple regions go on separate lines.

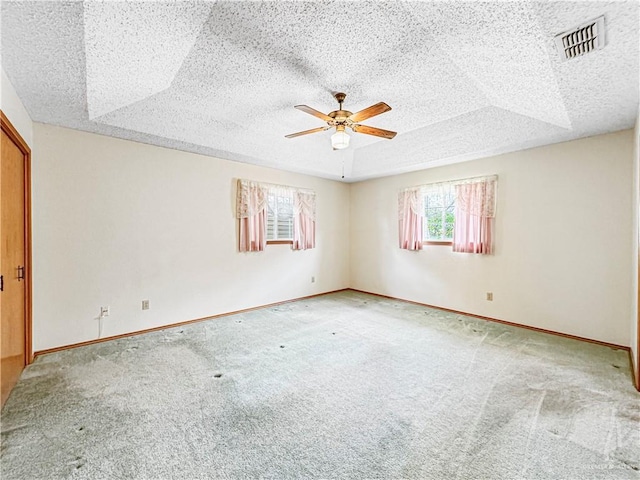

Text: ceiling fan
xmin=285 ymin=92 xmax=397 ymax=150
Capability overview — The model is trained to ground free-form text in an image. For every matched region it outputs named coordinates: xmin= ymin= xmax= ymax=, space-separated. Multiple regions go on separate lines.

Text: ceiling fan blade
xmin=351 ymin=124 xmax=397 ymax=139
xmin=349 ymin=102 xmax=391 ymax=123
xmin=285 ymin=126 xmax=331 ymax=138
xmin=294 ymin=105 xmax=333 ymax=122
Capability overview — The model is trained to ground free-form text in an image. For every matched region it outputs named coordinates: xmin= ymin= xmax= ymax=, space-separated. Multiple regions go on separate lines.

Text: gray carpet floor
xmin=1 ymin=290 xmax=639 ymax=479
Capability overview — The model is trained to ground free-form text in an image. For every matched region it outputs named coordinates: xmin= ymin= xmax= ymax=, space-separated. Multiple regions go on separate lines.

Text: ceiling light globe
xmin=331 ymin=130 xmax=350 ymax=150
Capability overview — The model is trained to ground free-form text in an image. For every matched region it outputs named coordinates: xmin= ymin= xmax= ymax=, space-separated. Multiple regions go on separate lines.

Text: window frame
xmin=423 ymin=240 xmax=453 ymax=246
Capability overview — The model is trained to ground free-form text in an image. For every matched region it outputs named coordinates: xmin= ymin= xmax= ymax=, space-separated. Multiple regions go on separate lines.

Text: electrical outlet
xmin=486 ymin=292 xmax=493 ymax=301
xmin=311 ymin=276 xmax=315 ymax=283
xmin=100 ymin=306 xmax=110 ymax=317
xmin=142 ymin=300 xmax=150 ymax=310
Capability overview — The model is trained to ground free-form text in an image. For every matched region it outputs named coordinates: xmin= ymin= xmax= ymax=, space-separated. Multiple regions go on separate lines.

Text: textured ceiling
xmin=1 ymin=1 xmax=638 ymax=182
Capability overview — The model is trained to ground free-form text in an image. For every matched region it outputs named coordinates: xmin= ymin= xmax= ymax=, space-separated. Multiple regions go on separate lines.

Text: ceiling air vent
xmin=554 ymin=16 xmax=605 ymax=61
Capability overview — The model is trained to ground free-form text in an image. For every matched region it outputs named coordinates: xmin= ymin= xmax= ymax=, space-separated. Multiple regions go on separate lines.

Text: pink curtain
xmin=452 ymin=177 xmax=497 ymax=254
xmin=236 ymin=179 xmax=267 ymax=252
xmin=293 ymin=191 xmax=316 ymax=250
xmin=398 ymin=188 xmax=423 ymax=250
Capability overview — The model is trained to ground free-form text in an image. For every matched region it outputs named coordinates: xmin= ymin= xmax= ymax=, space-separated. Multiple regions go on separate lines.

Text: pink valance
xmin=398 ymin=188 xmax=424 ymax=250
xmin=452 ymin=176 xmax=497 ymax=254
xmin=293 ymin=190 xmax=316 ymax=220
xmin=455 ymin=176 xmax=497 ymax=218
xmin=293 ymin=191 xmax=316 ymax=250
xmin=236 ymin=179 xmax=268 ymax=252
xmin=236 ymin=179 xmax=267 ymax=219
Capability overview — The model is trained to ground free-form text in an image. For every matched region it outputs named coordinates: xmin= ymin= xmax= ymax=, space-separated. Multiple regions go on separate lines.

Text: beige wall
xmin=1 ymin=68 xmax=33 ymax=146
xmin=350 ymin=130 xmax=634 ymax=346
xmin=28 ymin=122 xmax=639 ymax=351
xmin=32 ymin=124 xmax=350 ymax=350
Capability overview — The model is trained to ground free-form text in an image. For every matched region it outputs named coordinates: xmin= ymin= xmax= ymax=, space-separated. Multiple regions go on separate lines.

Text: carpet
xmin=1 ymin=290 xmax=639 ymax=479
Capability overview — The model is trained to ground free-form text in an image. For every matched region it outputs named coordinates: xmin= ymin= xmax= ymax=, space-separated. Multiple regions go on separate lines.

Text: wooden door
xmin=1 ymin=112 xmax=31 ymax=407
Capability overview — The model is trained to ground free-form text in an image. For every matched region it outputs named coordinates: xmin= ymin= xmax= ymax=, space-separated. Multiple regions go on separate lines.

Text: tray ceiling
xmin=1 ymin=1 xmax=638 ymax=181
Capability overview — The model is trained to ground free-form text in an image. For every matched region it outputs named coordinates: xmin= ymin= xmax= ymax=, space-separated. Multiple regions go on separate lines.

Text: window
xmin=267 ymin=190 xmax=293 ymax=242
xmin=399 ymin=175 xmax=497 ymax=253
xmin=236 ymin=178 xmax=316 ymax=252
xmin=423 ymin=184 xmax=455 ymax=243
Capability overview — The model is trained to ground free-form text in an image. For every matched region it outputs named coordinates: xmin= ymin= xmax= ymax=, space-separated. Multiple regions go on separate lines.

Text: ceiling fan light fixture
xmin=331 ymin=126 xmax=350 ymax=150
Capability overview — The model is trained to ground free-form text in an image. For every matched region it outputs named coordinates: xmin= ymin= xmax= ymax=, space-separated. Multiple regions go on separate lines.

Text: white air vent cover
xmin=554 ymin=16 xmax=605 ymax=61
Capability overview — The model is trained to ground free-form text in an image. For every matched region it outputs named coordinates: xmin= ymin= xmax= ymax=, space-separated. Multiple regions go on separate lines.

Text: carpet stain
xmin=1 ymin=291 xmax=638 ymax=480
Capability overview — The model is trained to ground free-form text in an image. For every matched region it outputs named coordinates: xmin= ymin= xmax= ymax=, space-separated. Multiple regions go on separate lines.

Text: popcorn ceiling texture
xmin=1 ymin=1 xmax=638 ymax=181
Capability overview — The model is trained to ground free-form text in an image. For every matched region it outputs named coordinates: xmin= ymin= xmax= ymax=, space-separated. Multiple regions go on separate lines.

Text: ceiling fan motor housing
xmin=329 ymin=110 xmax=353 ymax=125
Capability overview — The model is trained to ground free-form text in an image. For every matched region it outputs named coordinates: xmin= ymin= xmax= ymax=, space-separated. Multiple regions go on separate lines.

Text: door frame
xmin=1 ymin=110 xmax=32 ymax=364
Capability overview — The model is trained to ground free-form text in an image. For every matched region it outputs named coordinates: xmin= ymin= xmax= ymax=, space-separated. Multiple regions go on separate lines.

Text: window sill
xmin=267 ymin=240 xmax=293 ymax=245
xmin=423 ymin=241 xmax=453 ymax=246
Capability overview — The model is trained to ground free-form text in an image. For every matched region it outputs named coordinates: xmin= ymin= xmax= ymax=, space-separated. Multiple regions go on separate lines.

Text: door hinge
xmin=17 ymin=266 xmax=25 ymax=281
xmin=0 ymin=274 xmax=3 ymax=292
